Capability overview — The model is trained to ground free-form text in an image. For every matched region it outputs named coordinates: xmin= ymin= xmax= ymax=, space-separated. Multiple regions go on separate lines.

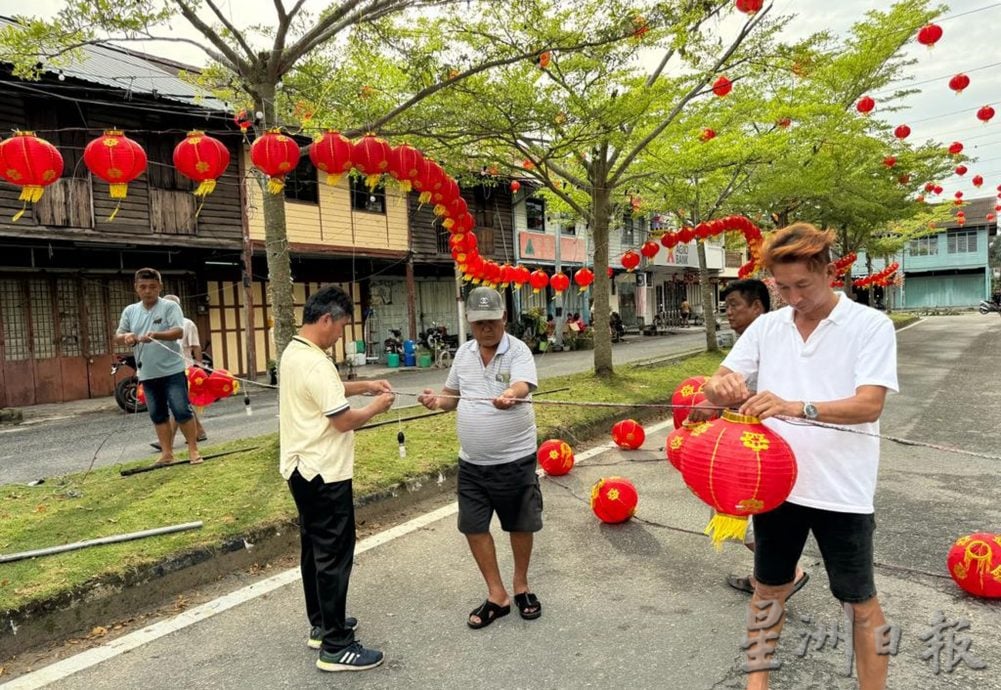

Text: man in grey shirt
xmin=116 ymin=268 xmax=203 ymax=465
xmin=418 ymin=287 xmax=543 ymax=629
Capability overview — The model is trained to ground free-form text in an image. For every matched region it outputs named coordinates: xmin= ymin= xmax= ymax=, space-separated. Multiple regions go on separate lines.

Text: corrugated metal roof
xmin=1 ymin=16 xmax=227 ymax=112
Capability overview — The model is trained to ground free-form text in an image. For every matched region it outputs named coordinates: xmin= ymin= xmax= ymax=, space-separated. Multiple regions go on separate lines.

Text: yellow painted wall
xmin=246 ymin=152 xmax=408 ymax=251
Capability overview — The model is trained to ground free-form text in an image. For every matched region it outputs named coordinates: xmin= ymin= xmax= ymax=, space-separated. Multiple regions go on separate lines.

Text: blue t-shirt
xmin=117 ymin=298 xmax=185 ymax=381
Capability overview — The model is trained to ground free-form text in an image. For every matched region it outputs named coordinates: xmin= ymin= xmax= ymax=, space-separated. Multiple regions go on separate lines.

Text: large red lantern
xmin=414 ymin=158 xmax=446 ymax=204
xmin=671 ymin=375 xmax=710 ymax=428
xmin=387 ymin=143 xmax=425 ymax=193
xmin=640 ymin=240 xmax=660 ymax=258
xmin=573 ymin=267 xmax=594 ymax=292
xmin=666 ymin=422 xmax=699 ymax=471
xmin=977 ymin=105 xmax=995 ymax=123
xmin=955 ymin=164 xmax=967 ymax=176
xmin=735 ymin=0 xmax=763 ymax=14
xmin=550 ymin=272 xmax=570 ymax=295
xmin=611 ymin=419 xmax=645 ymax=449
xmin=916 ymin=23 xmax=943 ymax=47
xmin=856 ymin=96 xmax=875 ymax=115
xmin=0 ymin=131 xmax=64 ymax=221
xmin=677 ymin=411 xmax=797 ymax=548
xmin=621 ymin=250 xmax=641 ymax=272
xmin=172 ymin=130 xmax=230 ymax=200
xmin=84 ymin=129 xmax=147 ymax=216
xmin=948 ymin=141 xmax=964 ymax=156
xmin=250 ymin=129 xmax=301 ymax=194
xmin=206 ymin=369 xmax=238 ymax=400
xmin=947 ymin=533 xmax=1001 ymax=598
xmin=352 ymin=134 xmax=392 ymax=189
xmin=538 ymin=439 xmax=575 ymax=476
xmin=894 ymin=124 xmax=911 ymax=140
xmin=590 ymin=477 xmax=638 ymax=524
xmin=712 ymin=75 xmax=732 ymax=98
xmin=309 ymin=130 xmax=354 ymax=186
xmin=948 ymin=73 xmax=970 ymax=94
xmin=528 ymin=269 xmax=549 ymax=293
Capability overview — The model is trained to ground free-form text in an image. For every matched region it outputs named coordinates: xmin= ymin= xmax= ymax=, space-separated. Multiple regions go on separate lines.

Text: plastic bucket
xmin=356 ymin=340 xmax=366 ymax=355
xmin=403 ymin=352 xmax=417 ymax=367
xmin=386 ymin=353 xmax=400 ymax=368
xmin=418 ymin=353 xmax=433 ymax=368
xmin=403 ymin=339 xmax=416 ymax=356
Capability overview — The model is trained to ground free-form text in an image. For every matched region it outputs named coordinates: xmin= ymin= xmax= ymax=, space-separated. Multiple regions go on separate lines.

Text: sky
xmin=4 ymin=0 xmax=1000 ymax=208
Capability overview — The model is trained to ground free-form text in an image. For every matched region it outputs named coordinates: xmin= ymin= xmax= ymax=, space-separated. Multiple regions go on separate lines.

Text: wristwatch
xmin=802 ymin=402 xmax=819 ymax=420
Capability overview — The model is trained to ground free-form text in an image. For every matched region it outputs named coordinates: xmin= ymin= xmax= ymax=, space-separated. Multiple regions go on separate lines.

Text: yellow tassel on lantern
xmin=19 ymin=185 xmax=44 ymax=203
xmin=443 ymin=218 xmax=455 ymax=229
xmin=433 ymin=204 xmax=447 ymax=216
xmin=109 ymin=183 xmax=128 ymax=199
xmin=12 ymin=203 xmax=27 ymax=222
xmin=704 ymin=512 xmax=749 ymax=551
xmin=324 ymin=172 xmax=343 ymax=186
xmin=108 ymin=202 xmax=122 ymax=221
xmin=399 ymin=180 xmax=412 ymax=193
xmin=267 ymin=177 xmax=285 ymax=194
xmin=365 ymin=174 xmax=381 ymax=190
xmin=194 ymin=180 xmax=217 ymax=197
xmin=418 ymin=191 xmax=432 ymax=205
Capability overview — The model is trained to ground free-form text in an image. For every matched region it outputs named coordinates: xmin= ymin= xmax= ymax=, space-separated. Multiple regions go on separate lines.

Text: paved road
xmin=5 ymin=313 xmax=1001 ymax=689
xmin=0 ymin=330 xmax=709 ymax=485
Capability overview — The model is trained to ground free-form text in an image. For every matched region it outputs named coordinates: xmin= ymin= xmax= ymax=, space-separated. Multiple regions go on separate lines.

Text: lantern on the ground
xmin=671 ymin=375 xmax=709 ymax=428
xmin=590 ymin=476 xmax=638 ymax=524
xmin=621 ymin=250 xmax=641 ymax=272
xmin=611 ymin=419 xmax=645 ymax=449
xmin=528 ymin=269 xmax=549 ymax=293
xmin=948 ymin=74 xmax=970 ymax=94
xmin=550 ymin=272 xmax=570 ymax=295
xmin=678 ymin=410 xmax=797 ymax=548
xmin=947 ymin=533 xmax=1001 ymax=598
xmin=573 ymin=267 xmax=594 ymax=292
xmin=172 ymin=131 xmax=230 ymax=203
xmin=352 ymin=134 xmax=392 ymax=189
xmin=856 ymin=96 xmax=875 ymax=115
xmin=917 ymin=23 xmax=943 ymax=47
xmin=309 ymin=130 xmax=354 ymax=186
xmin=0 ymin=131 xmax=64 ymax=221
xmin=84 ymin=130 xmax=147 ymax=217
xmin=538 ymin=439 xmax=575 ymax=476
xmin=250 ymin=129 xmax=300 ymax=194
xmin=977 ymin=105 xmax=995 ymax=123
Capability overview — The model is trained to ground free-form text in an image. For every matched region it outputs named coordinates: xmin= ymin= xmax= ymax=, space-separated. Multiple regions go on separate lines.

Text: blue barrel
xmin=403 ymin=339 xmax=416 ymax=356
xmin=403 ymin=352 xmax=417 ymax=367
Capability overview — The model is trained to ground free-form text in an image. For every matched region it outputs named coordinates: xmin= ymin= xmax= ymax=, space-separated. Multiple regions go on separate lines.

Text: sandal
xmin=467 ymin=600 xmax=510 ymax=629
xmin=189 ymin=456 xmax=205 ymax=465
xmin=726 ymin=572 xmax=809 ymax=599
xmin=514 ymin=592 xmax=542 ymax=620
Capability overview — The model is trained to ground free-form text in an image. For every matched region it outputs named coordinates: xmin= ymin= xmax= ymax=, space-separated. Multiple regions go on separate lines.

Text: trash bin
xmin=386 ymin=352 xmax=400 ymax=368
xmin=418 ymin=353 xmax=433 ymax=368
xmin=403 ymin=352 xmax=417 ymax=367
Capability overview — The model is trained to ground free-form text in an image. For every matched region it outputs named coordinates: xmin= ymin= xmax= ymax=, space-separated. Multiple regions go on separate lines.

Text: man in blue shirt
xmin=116 ymin=268 xmax=203 ymax=465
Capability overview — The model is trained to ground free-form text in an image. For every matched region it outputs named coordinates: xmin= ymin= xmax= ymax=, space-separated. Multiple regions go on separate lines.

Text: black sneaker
xmin=307 ymin=618 xmax=358 ymax=649
xmin=316 ymin=641 xmax=383 ymax=672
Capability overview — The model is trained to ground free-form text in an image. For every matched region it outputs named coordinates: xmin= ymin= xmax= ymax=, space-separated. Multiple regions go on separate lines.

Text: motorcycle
xmin=609 ymin=312 xmax=625 ymax=343
xmin=383 ymin=328 xmax=404 ymax=356
xmin=978 ymin=299 xmax=1001 ymax=316
xmin=112 ymin=354 xmax=147 ymax=413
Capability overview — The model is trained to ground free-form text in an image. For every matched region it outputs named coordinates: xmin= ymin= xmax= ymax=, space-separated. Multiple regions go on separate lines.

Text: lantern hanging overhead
xmin=590 ymin=477 xmax=638 ymax=524
xmin=573 ymin=267 xmax=594 ymax=292
xmin=352 ymin=134 xmax=392 ymax=189
xmin=948 ymin=74 xmax=970 ymax=94
xmin=955 ymin=164 xmax=967 ymax=176
xmin=510 ymin=179 xmax=521 ymax=193
xmin=700 ymin=127 xmax=716 ymax=142
xmin=640 ymin=240 xmax=660 ymax=258
xmin=947 ymin=533 xmax=1001 ymax=598
xmin=677 ymin=411 xmax=798 ymax=548
xmin=977 ymin=105 xmax=995 ymax=123
xmin=856 ymin=96 xmax=875 ymax=115
xmin=712 ymin=75 xmax=732 ymax=98
xmin=249 ymin=129 xmax=301 ymax=194
xmin=882 ymin=156 xmax=897 ymax=168
xmin=621 ymin=250 xmax=641 ymax=272
xmin=948 ymin=141 xmax=964 ymax=156
xmin=894 ymin=124 xmax=911 ymax=140
xmin=172 ymin=130 xmax=230 ymax=207
xmin=309 ymin=130 xmax=354 ymax=186
xmin=916 ymin=23 xmax=943 ymax=47
xmin=538 ymin=439 xmax=575 ymax=476
xmin=528 ymin=268 xmax=549 ymax=293
xmin=550 ymin=272 xmax=570 ymax=295
xmin=735 ymin=0 xmax=763 ymax=14
xmin=671 ymin=375 xmax=712 ymax=428
xmin=83 ymin=129 xmax=148 ymax=219
xmin=0 ymin=131 xmax=64 ymax=221
xmin=973 ymin=175 xmax=984 ymax=188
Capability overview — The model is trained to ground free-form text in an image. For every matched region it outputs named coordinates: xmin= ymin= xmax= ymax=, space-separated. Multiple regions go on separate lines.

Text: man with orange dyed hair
xmin=703 ymin=223 xmax=898 ymax=690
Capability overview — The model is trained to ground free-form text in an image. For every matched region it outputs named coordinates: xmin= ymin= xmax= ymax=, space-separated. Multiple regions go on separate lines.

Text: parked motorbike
xmin=383 ymin=328 xmax=404 ymax=356
xmin=112 ymin=354 xmax=147 ymax=413
xmin=609 ymin=312 xmax=625 ymax=343
xmin=978 ymin=299 xmax=1001 ymax=316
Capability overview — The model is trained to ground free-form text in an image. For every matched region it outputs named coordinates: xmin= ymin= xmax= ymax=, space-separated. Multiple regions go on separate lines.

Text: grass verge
xmin=0 ymin=351 xmax=722 ymax=613
xmin=887 ymin=312 xmax=920 ymax=329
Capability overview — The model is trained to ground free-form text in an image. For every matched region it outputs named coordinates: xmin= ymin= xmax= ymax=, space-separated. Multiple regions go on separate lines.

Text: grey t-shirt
xmin=117 ymin=298 xmax=185 ymax=381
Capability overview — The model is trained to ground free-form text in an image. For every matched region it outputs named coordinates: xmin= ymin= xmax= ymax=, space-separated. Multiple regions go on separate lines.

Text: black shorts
xmin=753 ymin=502 xmax=876 ymax=603
xmin=457 ymin=454 xmax=543 ymax=534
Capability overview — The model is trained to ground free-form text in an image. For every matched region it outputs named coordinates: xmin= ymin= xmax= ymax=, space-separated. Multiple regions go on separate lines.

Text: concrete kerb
xmin=0 ymin=348 xmax=710 ymax=661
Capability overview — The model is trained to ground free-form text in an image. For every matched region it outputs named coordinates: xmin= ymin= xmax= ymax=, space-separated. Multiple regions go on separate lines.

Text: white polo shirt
xmin=721 ymin=293 xmax=898 ymax=513
xmin=279 ymin=336 xmax=354 ymax=483
xmin=446 ymin=333 xmax=538 ymax=465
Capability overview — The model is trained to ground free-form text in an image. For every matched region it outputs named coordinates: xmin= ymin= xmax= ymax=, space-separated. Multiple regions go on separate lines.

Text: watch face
xmin=804 ymin=403 xmax=818 ymax=419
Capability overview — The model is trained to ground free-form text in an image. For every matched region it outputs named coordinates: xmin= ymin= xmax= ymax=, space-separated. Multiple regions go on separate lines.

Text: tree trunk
xmin=591 ymin=166 xmax=613 ymax=377
xmin=697 ymin=240 xmax=718 ymax=351
xmin=254 ymin=85 xmax=297 ymax=364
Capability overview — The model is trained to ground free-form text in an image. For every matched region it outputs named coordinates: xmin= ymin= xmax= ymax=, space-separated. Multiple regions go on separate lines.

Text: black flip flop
xmin=467 ymin=600 xmax=510 ymax=629
xmin=726 ymin=572 xmax=809 ymax=598
xmin=514 ymin=592 xmax=542 ymax=620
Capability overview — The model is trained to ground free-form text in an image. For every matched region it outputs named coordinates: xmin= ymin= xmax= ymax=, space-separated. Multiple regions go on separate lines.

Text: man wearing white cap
xmin=418 ymin=287 xmax=543 ymax=629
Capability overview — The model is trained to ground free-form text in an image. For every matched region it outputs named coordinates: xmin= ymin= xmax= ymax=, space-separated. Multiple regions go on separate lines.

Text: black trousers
xmin=287 ymin=469 xmax=356 ymax=652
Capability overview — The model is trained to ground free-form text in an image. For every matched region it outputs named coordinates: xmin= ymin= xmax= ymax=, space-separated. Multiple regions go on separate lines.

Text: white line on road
xmin=2 ymin=419 xmax=671 ymax=689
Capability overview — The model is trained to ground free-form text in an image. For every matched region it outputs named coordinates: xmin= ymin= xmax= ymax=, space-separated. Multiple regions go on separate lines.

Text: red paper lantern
xmin=973 ymin=175 xmax=984 ymax=188
xmin=677 ymin=410 xmax=798 ymax=548
xmin=776 ymin=117 xmax=792 ymax=128
xmin=640 ymin=240 xmax=660 ymax=258
xmin=712 ymin=75 xmax=732 ymax=98
xmin=988 ymin=213 xmax=996 ymax=222
xmin=883 ymin=156 xmax=897 ymax=168
xmin=573 ymin=267 xmax=594 ymax=292
xmin=934 ymin=184 xmax=944 ymax=195
xmin=735 ymin=0 xmax=763 ymax=14
xmin=611 ymin=419 xmax=645 ymax=450
xmin=955 ymin=190 xmax=964 ymax=199
xmin=550 ymin=272 xmax=570 ymax=294
xmin=955 ymin=165 xmax=967 ymax=176
xmin=83 ymin=129 xmax=147 ymax=211
xmin=948 ymin=74 xmax=970 ymax=94
xmin=977 ymin=105 xmax=995 ymax=123
xmin=172 ymin=130 xmax=230 ymax=198
xmin=352 ymin=134 xmax=392 ymax=189
xmin=856 ymin=96 xmax=875 ymax=115
xmin=0 ymin=131 xmax=64 ymax=221
xmin=414 ymin=158 xmax=445 ymax=204
xmin=947 ymin=533 xmax=1001 ymax=598
xmin=186 ymin=365 xmax=209 ymax=393
xmin=916 ymin=23 xmax=943 ymax=47
xmin=136 ymin=383 xmax=146 ymax=406
xmin=700 ymin=127 xmax=716 ymax=142
xmin=206 ymin=369 xmax=238 ymax=400
xmin=388 ymin=143 xmax=425 ymax=193
xmin=538 ymin=439 xmax=575 ymax=476
xmin=590 ymin=476 xmax=638 ymax=524
xmin=894 ymin=125 xmax=911 ymax=140
xmin=666 ymin=421 xmax=700 ymax=471
xmin=948 ymin=142 xmax=964 ymax=156
xmin=621 ymin=250 xmax=641 ymax=272
xmin=510 ymin=179 xmax=521 ymax=193
xmin=671 ymin=375 xmax=709 ymax=428
xmin=249 ymin=129 xmax=300 ymax=194
xmin=897 ymin=173 xmax=911 ymax=185
xmin=512 ymin=265 xmax=531 ymax=287
xmin=660 ymin=232 xmax=678 ymax=249
xmin=528 ymin=269 xmax=549 ymax=293
xmin=309 ymin=130 xmax=354 ymax=186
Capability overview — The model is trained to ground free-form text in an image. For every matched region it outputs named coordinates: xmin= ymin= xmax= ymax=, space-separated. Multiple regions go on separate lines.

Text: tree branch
xmin=172 ymin=0 xmax=252 ymax=75
xmin=202 ymin=0 xmax=258 ymax=64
